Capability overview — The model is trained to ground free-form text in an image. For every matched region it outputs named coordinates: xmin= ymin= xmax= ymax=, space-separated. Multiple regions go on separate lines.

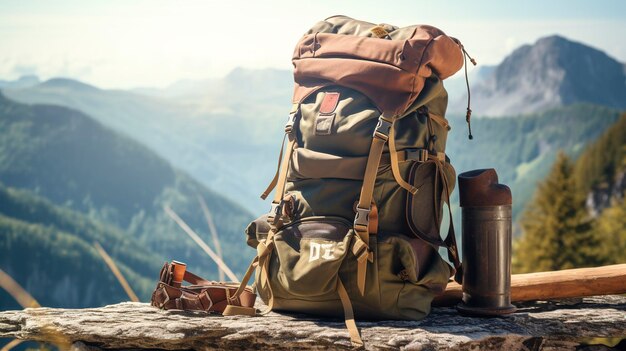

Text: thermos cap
xmin=458 ymin=168 xmax=512 ymax=207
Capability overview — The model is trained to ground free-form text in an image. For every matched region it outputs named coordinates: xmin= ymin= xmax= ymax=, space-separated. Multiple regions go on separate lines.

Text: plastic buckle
xmin=354 ymin=206 xmax=371 ymax=228
xmin=267 ymin=202 xmax=282 ymax=225
xmin=284 ymin=113 xmax=297 ymax=134
xmin=405 ymin=148 xmax=429 ymax=162
xmin=373 ymin=117 xmax=392 ymax=141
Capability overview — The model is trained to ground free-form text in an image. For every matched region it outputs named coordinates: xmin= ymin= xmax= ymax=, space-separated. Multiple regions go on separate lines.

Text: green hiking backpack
xmin=226 ymin=16 xmax=473 ymax=346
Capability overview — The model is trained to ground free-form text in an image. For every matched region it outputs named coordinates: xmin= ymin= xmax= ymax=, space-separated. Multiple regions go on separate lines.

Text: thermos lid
xmin=458 ymin=168 xmax=512 ymax=207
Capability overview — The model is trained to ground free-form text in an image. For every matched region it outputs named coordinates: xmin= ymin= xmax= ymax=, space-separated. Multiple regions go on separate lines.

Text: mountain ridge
xmin=452 ymin=35 xmax=626 ymax=117
xmin=0 ymin=92 xmax=254 ymax=283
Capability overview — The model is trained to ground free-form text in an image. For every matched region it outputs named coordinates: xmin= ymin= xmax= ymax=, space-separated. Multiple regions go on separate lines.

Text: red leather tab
xmin=320 ymin=92 xmax=340 ymax=114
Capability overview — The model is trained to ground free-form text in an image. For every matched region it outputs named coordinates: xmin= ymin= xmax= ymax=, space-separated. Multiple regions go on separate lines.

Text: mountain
xmin=0 ymin=183 xmax=159 ymax=310
xmin=3 ymin=69 xmax=294 ymax=214
xmin=444 ymin=64 xmax=495 ymax=103
xmin=3 ymin=35 xmax=624 ymax=228
xmin=454 ymin=35 xmax=626 ymax=117
xmin=0 ymin=93 xmax=254 ymax=285
xmin=0 ymin=75 xmax=40 ymax=90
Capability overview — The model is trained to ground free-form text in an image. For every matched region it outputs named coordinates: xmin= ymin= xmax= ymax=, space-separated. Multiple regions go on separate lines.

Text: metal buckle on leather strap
xmin=198 ymin=290 xmax=214 ymax=311
xmin=158 ymin=286 xmax=171 ymax=309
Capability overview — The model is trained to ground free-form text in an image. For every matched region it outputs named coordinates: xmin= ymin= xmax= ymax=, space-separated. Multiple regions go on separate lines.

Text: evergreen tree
xmin=513 ymin=152 xmax=605 ymax=273
xmin=593 ymin=197 xmax=626 ymax=264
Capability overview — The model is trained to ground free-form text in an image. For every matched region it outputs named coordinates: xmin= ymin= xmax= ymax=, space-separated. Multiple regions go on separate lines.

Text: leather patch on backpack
xmin=370 ymin=25 xmax=391 ymax=39
xmin=315 ymin=114 xmax=335 ymax=135
xmin=316 ymin=92 xmax=340 ymax=135
xmin=320 ymin=92 xmax=340 ymax=114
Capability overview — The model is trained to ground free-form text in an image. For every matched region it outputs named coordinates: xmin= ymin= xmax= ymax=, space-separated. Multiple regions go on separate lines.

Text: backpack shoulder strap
xmin=352 ymin=114 xmax=394 ymax=296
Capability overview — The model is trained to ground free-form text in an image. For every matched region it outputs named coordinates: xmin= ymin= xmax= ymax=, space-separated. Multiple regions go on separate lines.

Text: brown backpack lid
xmin=292 ymin=16 xmax=463 ymax=117
xmin=458 ymin=169 xmax=512 ymax=207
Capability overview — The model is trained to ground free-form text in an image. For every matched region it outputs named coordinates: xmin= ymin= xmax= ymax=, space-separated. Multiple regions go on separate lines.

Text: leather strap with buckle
xmin=150 ymin=261 xmax=256 ymax=314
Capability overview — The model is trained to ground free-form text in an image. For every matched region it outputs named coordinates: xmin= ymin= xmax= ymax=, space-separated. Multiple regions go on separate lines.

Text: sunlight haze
xmin=1 ymin=0 xmax=625 ymax=88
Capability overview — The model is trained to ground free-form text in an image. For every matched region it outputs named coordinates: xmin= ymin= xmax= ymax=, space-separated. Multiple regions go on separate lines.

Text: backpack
xmin=225 ymin=16 xmax=472 ymax=347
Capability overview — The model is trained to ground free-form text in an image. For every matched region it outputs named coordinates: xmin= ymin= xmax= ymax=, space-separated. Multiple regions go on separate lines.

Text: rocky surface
xmin=1 ymin=296 xmax=625 ymax=350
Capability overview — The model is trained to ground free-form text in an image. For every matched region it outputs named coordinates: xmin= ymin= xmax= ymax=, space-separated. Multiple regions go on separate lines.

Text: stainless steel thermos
xmin=456 ymin=168 xmax=516 ymax=316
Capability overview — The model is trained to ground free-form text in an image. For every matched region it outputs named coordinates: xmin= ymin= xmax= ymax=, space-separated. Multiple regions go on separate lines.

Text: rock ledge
xmin=1 ymin=296 xmax=625 ymax=350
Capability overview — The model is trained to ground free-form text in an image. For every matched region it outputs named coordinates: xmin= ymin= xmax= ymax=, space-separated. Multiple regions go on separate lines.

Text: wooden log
xmin=433 ymin=263 xmax=626 ymax=307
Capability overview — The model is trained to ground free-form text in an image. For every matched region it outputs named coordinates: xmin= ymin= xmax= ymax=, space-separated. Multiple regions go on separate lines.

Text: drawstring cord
xmin=461 ymin=46 xmax=477 ymax=140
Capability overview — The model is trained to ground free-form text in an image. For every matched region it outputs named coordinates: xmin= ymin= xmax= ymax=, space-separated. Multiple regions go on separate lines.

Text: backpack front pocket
xmin=266 ymin=217 xmax=353 ymax=299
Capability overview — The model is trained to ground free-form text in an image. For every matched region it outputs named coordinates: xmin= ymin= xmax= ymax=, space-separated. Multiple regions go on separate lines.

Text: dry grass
xmin=197 ymin=195 xmax=225 ymax=281
xmin=0 ymin=269 xmax=40 ymax=309
xmin=164 ymin=205 xmax=239 ymax=282
xmin=0 ymin=339 xmax=23 ymax=351
xmin=93 ymin=242 xmax=139 ymax=302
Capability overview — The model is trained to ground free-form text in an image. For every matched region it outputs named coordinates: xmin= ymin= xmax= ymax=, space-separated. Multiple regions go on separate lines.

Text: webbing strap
xmin=337 ymin=278 xmax=364 ymax=347
xmin=353 ymin=115 xmax=393 ymax=295
xmin=272 ymin=138 xmax=296 ymax=205
xmin=222 ymin=304 xmax=256 ymax=316
xmin=388 ymin=123 xmax=418 ymax=195
xmin=260 ymin=134 xmax=287 ymax=200
xmin=438 ymin=161 xmax=462 ymax=282
xmin=226 ymin=230 xmax=277 ymax=315
xmin=228 ymin=256 xmax=259 ymax=303
xmin=260 ymin=104 xmax=300 ymax=201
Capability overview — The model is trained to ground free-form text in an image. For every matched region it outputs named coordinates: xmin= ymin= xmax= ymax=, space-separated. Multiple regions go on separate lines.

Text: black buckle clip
xmin=373 ymin=117 xmax=392 ymax=141
xmin=354 ymin=206 xmax=370 ymax=228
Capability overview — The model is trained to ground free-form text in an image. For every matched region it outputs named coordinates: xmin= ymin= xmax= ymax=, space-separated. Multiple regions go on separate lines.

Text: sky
xmin=1 ymin=0 xmax=625 ymax=89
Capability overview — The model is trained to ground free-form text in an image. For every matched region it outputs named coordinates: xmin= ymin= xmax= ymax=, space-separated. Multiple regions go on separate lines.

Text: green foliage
xmin=514 ymin=113 xmax=626 ymax=272
xmin=592 ymin=199 xmax=626 ymax=264
xmin=0 ymin=183 xmax=158 ymax=309
xmin=0 ymin=184 xmax=161 ymax=278
xmin=446 ymin=104 xmax=620 ymax=238
xmin=0 ymin=213 xmax=154 ymax=310
xmin=574 ymin=113 xmax=626 ymax=194
xmin=513 ymin=152 xmax=605 ymax=273
xmin=0 ymin=93 xmax=254 ymax=283
xmin=572 ymin=113 xmax=626 ymax=264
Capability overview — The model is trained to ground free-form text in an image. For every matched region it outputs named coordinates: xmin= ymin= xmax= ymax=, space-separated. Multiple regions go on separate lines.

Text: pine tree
xmin=513 ymin=151 xmax=605 ymax=273
xmin=593 ymin=197 xmax=626 ymax=264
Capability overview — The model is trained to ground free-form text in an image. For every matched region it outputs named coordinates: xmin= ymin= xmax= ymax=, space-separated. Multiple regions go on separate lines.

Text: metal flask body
xmin=456 ymin=168 xmax=517 ymax=316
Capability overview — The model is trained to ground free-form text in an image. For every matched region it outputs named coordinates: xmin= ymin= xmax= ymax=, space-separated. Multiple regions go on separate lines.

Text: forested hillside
xmin=514 ymin=114 xmax=626 ymax=272
xmin=0 ymin=93 xmax=254 ymax=307
xmin=446 ymin=104 xmax=621 ymax=223
xmin=575 ymin=114 xmax=626 ymax=264
xmin=0 ymin=184 xmax=158 ymax=310
xmin=4 ymin=70 xmax=293 ymax=213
